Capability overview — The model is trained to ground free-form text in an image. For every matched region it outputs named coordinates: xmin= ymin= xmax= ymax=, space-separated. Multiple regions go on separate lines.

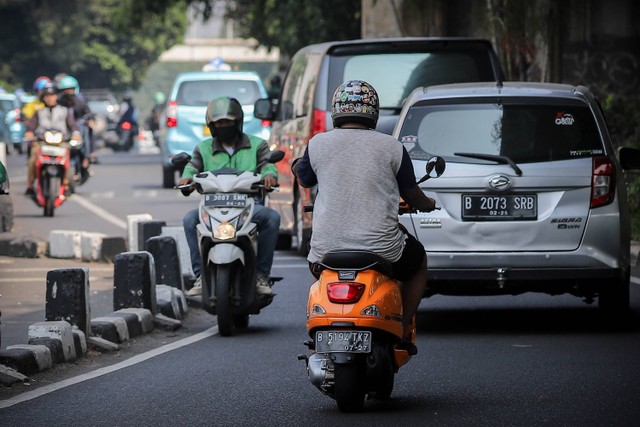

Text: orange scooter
xmin=298 ymin=156 xmax=445 ymax=412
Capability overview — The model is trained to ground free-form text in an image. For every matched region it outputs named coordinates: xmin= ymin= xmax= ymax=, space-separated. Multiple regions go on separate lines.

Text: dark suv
xmin=255 ymin=38 xmax=504 ymax=253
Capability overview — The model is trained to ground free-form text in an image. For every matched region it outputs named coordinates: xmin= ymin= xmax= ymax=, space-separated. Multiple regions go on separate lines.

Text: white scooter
xmin=173 ymin=150 xmax=284 ymax=336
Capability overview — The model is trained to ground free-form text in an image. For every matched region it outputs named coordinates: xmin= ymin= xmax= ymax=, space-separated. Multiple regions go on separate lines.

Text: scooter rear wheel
xmin=44 ymin=176 xmax=60 ymax=217
xmin=334 ymin=364 xmax=365 ymax=413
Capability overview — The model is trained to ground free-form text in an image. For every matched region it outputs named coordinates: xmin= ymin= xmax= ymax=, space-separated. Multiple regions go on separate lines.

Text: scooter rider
xmin=23 ymin=82 xmax=80 ymax=196
xmin=57 ymin=74 xmax=96 ymax=165
xmin=292 ymin=80 xmax=436 ymax=353
xmin=179 ymin=96 xmax=281 ymax=297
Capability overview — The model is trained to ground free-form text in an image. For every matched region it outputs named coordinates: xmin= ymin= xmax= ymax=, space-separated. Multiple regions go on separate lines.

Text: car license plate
xmin=315 ymin=330 xmax=371 ymax=353
xmin=205 ymin=193 xmax=247 ymax=207
xmin=462 ymin=194 xmax=537 ymax=220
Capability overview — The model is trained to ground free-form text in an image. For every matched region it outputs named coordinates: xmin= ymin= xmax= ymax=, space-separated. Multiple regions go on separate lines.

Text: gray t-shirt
xmin=306 ymin=128 xmax=406 ymax=263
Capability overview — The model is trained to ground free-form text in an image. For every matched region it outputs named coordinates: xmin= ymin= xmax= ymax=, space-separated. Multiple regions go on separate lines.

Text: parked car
xmin=0 ymin=158 xmax=13 ymax=232
xmin=254 ymin=37 xmax=504 ymax=253
xmin=0 ymin=93 xmax=26 ymax=154
xmin=161 ymin=71 xmax=271 ymax=188
xmin=393 ymin=81 xmax=640 ymax=315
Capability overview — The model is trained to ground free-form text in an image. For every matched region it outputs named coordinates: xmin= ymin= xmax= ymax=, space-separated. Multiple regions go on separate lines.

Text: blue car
xmin=161 ymin=71 xmax=272 ymax=188
xmin=0 ymin=93 xmax=26 ymax=154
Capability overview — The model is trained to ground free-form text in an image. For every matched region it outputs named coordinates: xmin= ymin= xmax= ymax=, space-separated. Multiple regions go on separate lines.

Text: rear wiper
xmin=454 ymin=152 xmax=523 ymax=176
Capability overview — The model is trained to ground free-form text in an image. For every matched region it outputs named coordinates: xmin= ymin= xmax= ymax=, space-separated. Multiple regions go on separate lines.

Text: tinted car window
xmin=329 ymin=48 xmax=498 ymax=111
xmin=280 ymin=52 xmax=321 ymax=119
xmin=400 ymin=100 xmax=604 ymax=163
xmin=176 ymin=80 xmax=261 ymax=106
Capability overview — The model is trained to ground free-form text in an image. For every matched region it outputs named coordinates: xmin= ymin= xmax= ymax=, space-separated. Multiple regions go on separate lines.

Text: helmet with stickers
xmin=330 ymin=80 xmax=379 ymax=129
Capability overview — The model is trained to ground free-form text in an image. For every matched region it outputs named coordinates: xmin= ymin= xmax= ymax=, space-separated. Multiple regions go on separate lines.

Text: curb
xmin=0 ymin=287 xmax=188 ymax=385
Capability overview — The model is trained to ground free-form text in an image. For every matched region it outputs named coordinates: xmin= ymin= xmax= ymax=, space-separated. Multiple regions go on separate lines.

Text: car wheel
xmin=598 ymin=271 xmax=630 ymax=317
xmin=162 ymin=165 xmax=175 ymax=189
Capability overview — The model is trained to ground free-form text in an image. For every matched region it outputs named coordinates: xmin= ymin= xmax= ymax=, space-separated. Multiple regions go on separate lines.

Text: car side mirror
xmin=619 ymin=146 xmax=640 ymax=170
xmin=254 ymin=98 xmax=274 ymax=120
xmin=171 ymin=152 xmax=192 ymax=169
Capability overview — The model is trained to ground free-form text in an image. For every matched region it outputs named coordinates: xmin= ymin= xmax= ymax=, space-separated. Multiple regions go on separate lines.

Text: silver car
xmin=394 ymin=82 xmax=640 ymax=314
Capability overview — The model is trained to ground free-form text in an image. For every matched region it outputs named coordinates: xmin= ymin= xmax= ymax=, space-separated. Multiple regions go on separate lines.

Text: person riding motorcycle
xmin=57 ymin=74 xmax=95 ymax=171
xmin=23 ymin=82 xmax=80 ymax=196
xmin=22 ymin=76 xmax=51 ymax=120
xmin=178 ymin=96 xmax=281 ymax=297
xmin=292 ymin=80 xmax=436 ymax=354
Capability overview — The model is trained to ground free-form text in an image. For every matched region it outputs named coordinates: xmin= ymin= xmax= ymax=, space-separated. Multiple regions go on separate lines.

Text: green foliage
xmin=0 ymin=0 xmax=186 ymax=92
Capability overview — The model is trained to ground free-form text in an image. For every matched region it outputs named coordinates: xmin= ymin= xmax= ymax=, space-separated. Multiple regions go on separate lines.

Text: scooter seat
xmin=315 ymin=250 xmax=393 ymax=277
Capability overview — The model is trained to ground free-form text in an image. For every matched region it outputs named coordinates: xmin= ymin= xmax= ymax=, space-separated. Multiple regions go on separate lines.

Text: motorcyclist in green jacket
xmin=178 ymin=96 xmax=280 ymax=296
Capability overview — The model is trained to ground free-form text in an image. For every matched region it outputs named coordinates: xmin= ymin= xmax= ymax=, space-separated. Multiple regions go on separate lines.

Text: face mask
xmin=214 ymin=125 xmax=238 ymax=142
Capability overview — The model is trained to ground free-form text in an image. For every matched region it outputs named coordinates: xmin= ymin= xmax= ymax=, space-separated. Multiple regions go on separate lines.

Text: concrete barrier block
xmin=28 ymin=321 xmax=76 ymax=363
xmin=109 ymin=311 xmax=143 ymax=338
xmin=101 ymin=237 xmax=127 ymax=263
xmin=127 ymin=214 xmax=153 ymax=252
xmin=81 ymin=232 xmax=107 ymax=261
xmin=6 ymin=344 xmax=53 ymax=371
xmin=174 ymin=288 xmax=188 ymax=316
xmin=91 ymin=317 xmax=129 ymax=344
xmin=87 ymin=336 xmax=120 ymax=353
xmin=147 ymin=235 xmax=184 ymax=291
xmin=161 ymin=225 xmax=194 ymax=278
xmin=153 ymin=313 xmax=182 ymax=331
xmin=0 ymin=365 xmax=29 ymax=385
xmin=48 ymin=230 xmax=82 ymax=259
xmin=72 ymin=328 xmax=87 ymax=357
xmin=0 ymin=233 xmax=43 ymax=258
xmin=27 ymin=337 xmax=64 ymax=365
xmin=0 ymin=348 xmax=39 ymax=375
xmin=45 ymin=268 xmax=91 ymax=336
xmin=113 ymin=251 xmax=157 ymax=313
xmin=138 ymin=220 xmax=167 ymax=253
xmin=116 ymin=308 xmax=154 ymax=334
xmin=156 ymin=285 xmax=181 ymax=320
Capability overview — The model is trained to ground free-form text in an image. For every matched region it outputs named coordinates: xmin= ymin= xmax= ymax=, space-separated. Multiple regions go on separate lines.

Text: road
xmin=1 ymin=148 xmax=640 ymax=425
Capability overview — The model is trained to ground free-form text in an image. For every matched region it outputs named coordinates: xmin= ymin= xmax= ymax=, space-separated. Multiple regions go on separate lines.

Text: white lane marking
xmin=70 ymin=194 xmax=127 ymax=230
xmin=0 ymin=325 xmax=219 ymax=409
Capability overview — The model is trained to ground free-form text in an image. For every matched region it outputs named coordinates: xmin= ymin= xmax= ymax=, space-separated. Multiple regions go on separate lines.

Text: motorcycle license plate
xmin=315 ymin=330 xmax=371 ymax=353
xmin=205 ymin=193 xmax=247 ymax=207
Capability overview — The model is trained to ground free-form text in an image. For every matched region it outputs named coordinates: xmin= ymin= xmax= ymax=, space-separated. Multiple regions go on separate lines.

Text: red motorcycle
xmin=32 ymin=130 xmax=71 ymax=217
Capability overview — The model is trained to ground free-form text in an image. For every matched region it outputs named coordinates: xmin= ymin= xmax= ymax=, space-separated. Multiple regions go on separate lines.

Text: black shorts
xmin=391 ymin=231 xmax=426 ymax=282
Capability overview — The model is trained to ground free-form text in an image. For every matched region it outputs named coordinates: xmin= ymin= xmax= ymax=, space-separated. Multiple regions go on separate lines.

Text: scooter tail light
xmin=121 ymin=121 xmax=132 ymax=130
xmin=166 ymin=101 xmax=178 ymax=128
xmin=327 ymin=282 xmax=365 ymax=304
xmin=311 ymin=109 xmax=326 ymax=137
xmin=591 ymin=156 xmax=616 ymax=208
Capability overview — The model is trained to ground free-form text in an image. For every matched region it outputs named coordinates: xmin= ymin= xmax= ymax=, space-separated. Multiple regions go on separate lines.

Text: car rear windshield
xmin=329 ymin=48 xmax=498 ymax=110
xmin=399 ymin=99 xmax=605 ymax=163
xmin=176 ymin=80 xmax=262 ymax=106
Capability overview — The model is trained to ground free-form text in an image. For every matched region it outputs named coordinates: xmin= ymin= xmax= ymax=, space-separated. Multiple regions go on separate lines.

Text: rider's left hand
xmin=263 ymin=175 xmax=277 ymax=190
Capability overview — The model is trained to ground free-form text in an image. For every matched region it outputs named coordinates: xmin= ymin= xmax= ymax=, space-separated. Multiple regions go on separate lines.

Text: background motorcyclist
xmin=145 ymin=91 xmax=165 ymax=146
xmin=178 ymin=96 xmax=280 ymax=297
xmin=292 ymin=80 xmax=436 ymax=354
xmin=23 ymin=82 xmax=80 ymax=196
xmin=57 ymin=74 xmax=96 ymax=170
xmin=21 ymin=76 xmax=51 ymax=120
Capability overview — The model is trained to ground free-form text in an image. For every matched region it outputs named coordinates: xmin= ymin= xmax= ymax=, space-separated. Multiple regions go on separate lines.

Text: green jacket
xmin=181 ymin=134 xmax=278 ymax=180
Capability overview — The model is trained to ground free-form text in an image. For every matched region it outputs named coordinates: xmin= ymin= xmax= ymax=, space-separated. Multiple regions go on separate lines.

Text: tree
xmin=0 ymin=0 xmax=186 ymax=92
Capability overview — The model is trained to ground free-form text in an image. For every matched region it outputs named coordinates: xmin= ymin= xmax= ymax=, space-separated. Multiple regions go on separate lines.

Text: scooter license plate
xmin=205 ymin=193 xmax=247 ymax=207
xmin=315 ymin=330 xmax=371 ymax=353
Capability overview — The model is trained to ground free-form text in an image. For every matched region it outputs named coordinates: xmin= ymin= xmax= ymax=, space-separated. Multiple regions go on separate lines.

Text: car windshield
xmin=399 ymin=100 xmax=605 ymax=163
xmin=176 ymin=80 xmax=261 ymax=106
xmin=0 ymin=99 xmax=16 ymax=112
xmin=335 ymin=51 xmax=496 ymax=109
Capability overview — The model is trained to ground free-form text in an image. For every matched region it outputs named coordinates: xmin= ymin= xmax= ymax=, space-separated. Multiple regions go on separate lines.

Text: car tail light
xmin=261 ymin=119 xmax=272 ymax=127
xmin=591 ymin=156 xmax=616 ymax=208
xmin=311 ymin=109 xmax=326 ymax=137
xmin=13 ymin=108 xmax=21 ymax=122
xmin=166 ymin=101 xmax=178 ymax=128
xmin=327 ymin=282 xmax=365 ymax=304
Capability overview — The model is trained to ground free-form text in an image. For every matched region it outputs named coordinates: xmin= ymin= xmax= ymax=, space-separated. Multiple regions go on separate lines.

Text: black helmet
xmin=205 ymin=96 xmax=244 ymax=134
xmin=331 ymin=80 xmax=379 ymax=129
xmin=39 ymin=83 xmax=57 ymax=101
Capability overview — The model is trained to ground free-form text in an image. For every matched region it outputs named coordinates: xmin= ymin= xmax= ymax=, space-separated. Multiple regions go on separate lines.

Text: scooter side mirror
xmin=254 ymin=98 xmax=274 ymax=120
xmin=426 ymin=156 xmax=446 ymax=178
xmin=268 ymin=149 xmax=285 ymax=163
xmin=171 ymin=152 xmax=192 ymax=169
